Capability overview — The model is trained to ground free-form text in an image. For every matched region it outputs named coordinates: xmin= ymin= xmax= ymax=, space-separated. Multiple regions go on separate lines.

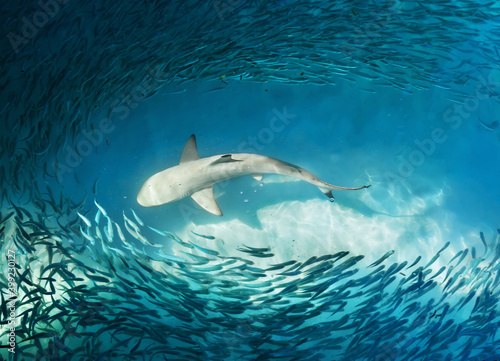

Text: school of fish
xmin=1 ymin=0 xmax=500 ymax=360
xmin=1 ymin=197 xmax=500 ymax=360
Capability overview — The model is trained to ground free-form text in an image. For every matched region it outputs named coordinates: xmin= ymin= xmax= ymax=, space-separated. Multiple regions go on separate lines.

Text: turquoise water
xmin=1 ymin=0 xmax=500 ymax=360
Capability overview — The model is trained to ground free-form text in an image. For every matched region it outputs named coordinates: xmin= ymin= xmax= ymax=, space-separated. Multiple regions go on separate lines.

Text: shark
xmin=137 ymin=135 xmax=370 ymax=215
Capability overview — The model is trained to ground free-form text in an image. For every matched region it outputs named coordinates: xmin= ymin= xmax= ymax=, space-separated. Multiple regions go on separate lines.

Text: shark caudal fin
xmin=319 ymin=184 xmax=371 ymax=201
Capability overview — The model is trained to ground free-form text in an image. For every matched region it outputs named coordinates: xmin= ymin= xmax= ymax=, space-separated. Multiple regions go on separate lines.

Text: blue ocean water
xmin=1 ymin=0 xmax=500 ymax=360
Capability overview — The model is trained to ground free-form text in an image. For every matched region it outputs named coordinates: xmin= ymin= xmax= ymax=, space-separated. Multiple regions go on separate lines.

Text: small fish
xmin=237 ymin=245 xmax=274 ymax=258
xmin=106 ymin=216 xmax=114 ymax=243
xmin=369 ymin=250 xmax=395 ymax=268
xmin=84 ymin=272 xmax=110 ymax=283
xmin=245 ymin=251 xmax=274 ymax=258
xmin=167 ymin=233 xmax=193 ymax=248
xmin=156 ymin=249 xmax=187 ymax=263
xmin=202 ymin=87 xmax=224 ymax=94
xmin=148 ymin=226 xmax=167 ymax=236
xmin=407 ymin=255 xmax=422 ymax=269
xmin=448 ymin=250 xmax=463 ymax=265
xmin=181 ymin=251 xmax=211 ymax=263
xmin=458 ymin=290 xmax=476 ymax=311
xmin=80 ymin=226 xmax=95 ymax=245
xmin=114 ymin=223 xmax=129 ymax=246
xmin=437 ymin=241 xmax=451 ymax=254
xmin=124 ymin=221 xmax=161 ymax=247
xmin=239 ymin=245 xmax=271 ymax=252
xmin=442 ymin=265 xmax=455 ymax=283
xmin=478 ymin=118 xmax=499 ymax=131
xmin=94 ymin=199 xmax=108 ymax=217
xmin=480 ymin=231 xmax=488 ymax=255
xmin=95 ymin=225 xmax=103 ymax=243
xmin=94 ymin=208 xmax=102 ymax=224
xmin=455 ymin=248 xmax=469 ymax=267
xmin=131 ymin=208 xmax=144 ymax=226
xmin=423 ymin=253 xmax=440 ymax=270
xmin=92 ymin=178 xmax=99 ymax=195
xmin=123 ymin=211 xmax=140 ymax=233
xmin=189 ymin=241 xmax=219 ymax=256
xmin=77 ymin=212 xmax=92 ymax=227
xmin=266 ymin=260 xmax=297 ymax=271
xmin=17 ymin=332 xmax=54 ymax=344
xmin=429 ymin=266 xmax=446 ymax=280
xmin=191 ymin=230 xmax=215 ymax=240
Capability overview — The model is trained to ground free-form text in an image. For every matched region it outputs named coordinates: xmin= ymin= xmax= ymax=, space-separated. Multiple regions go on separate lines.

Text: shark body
xmin=137 ymin=135 xmax=370 ymax=215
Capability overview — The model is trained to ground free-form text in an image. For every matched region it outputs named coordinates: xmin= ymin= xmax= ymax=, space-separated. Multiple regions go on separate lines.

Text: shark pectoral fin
xmin=191 ymin=187 xmax=223 ymax=216
xmin=210 ymin=154 xmax=242 ymax=166
xmin=180 ymin=134 xmax=200 ymax=164
xmin=319 ymin=187 xmax=335 ymax=202
xmin=252 ymin=174 xmax=263 ymax=181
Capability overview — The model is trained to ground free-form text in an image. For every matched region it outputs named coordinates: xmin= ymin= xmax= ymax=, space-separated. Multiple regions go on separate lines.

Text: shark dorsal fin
xmin=191 ymin=187 xmax=222 ymax=216
xmin=180 ymin=134 xmax=200 ymax=164
xmin=210 ymin=154 xmax=242 ymax=166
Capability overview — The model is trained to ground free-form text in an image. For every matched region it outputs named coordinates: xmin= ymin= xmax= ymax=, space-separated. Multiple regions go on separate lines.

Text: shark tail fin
xmin=319 ymin=184 xmax=371 ymax=201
